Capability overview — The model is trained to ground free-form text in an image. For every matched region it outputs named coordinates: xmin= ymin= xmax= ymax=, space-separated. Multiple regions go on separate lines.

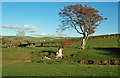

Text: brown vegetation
xmin=80 ymin=60 xmax=120 ymax=65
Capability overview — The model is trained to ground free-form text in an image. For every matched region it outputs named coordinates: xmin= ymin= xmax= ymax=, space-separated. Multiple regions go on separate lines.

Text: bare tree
xmin=16 ymin=30 xmax=25 ymax=44
xmin=16 ymin=30 xmax=25 ymax=37
xmin=57 ymin=4 xmax=107 ymax=49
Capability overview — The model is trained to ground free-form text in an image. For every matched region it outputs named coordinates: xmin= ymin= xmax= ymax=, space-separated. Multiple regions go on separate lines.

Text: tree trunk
xmin=81 ymin=38 xmax=86 ymax=49
xmin=80 ymin=33 xmax=87 ymax=49
xmin=56 ymin=46 xmax=63 ymax=59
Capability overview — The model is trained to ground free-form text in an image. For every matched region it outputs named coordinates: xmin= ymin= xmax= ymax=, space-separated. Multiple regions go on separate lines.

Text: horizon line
xmin=1 ymin=33 xmax=119 ymax=37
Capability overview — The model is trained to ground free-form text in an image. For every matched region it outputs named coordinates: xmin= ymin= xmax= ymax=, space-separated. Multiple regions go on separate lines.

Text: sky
xmin=1 ymin=0 xmax=120 ymax=2
xmin=1 ymin=2 xmax=119 ymax=37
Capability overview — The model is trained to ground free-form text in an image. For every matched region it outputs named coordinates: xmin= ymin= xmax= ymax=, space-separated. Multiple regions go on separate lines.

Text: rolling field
xmin=2 ymin=36 xmax=120 ymax=76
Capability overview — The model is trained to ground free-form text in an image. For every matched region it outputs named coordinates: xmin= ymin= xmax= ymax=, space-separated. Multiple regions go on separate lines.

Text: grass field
xmin=2 ymin=63 xmax=119 ymax=76
xmin=2 ymin=36 xmax=74 ymax=44
xmin=2 ymin=36 xmax=120 ymax=76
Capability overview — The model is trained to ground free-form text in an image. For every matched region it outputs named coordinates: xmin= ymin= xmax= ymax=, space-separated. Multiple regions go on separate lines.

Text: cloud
xmin=40 ymin=33 xmax=47 ymax=36
xmin=31 ymin=33 xmax=47 ymax=36
xmin=31 ymin=33 xmax=68 ymax=37
xmin=48 ymin=33 xmax=68 ymax=36
xmin=0 ymin=25 xmax=39 ymax=32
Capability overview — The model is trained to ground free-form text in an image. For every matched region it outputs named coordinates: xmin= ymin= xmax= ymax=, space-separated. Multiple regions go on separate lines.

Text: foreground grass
xmin=2 ymin=62 xmax=119 ymax=76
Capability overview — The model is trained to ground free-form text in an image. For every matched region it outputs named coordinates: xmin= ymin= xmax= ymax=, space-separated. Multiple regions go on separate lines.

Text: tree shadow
xmin=44 ymin=45 xmax=60 ymax=47
xmin=18 ymin=43 xmax=35 ymax=47
xmin=94 ymin=47 xmax=120 ymax=58
xmin=36 ymin=45 xmax=59 ymax=47
xmin=36 ymin=45 xmax=42 ymax=47
xmin=41 ymin=50 xmax=56 ymax=55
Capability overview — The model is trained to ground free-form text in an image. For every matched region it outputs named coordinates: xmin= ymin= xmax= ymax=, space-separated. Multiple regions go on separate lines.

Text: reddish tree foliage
xmin=57 ymin=4 xmax=107 ymax=49
xmin=58 ymin=4 xmax=107 ymax=36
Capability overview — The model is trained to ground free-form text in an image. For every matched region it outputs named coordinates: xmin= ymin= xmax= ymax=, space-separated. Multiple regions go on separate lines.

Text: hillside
xmin=2 ymin=33 xmax=120 ymax=76
xmin=2 ymin=34 xmax=120 ymax=76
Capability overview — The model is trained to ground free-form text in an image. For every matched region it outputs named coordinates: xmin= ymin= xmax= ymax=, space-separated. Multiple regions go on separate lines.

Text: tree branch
xmin=69 ymin=16 xmax=83 ymax=34
xmin=75 ymin=15 xmax=84 ymax=33
xmin=71 ymin=21 xmax=83 ymax=34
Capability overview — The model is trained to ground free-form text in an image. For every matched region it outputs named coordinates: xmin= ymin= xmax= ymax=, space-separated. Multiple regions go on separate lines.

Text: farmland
xmin=1 ymin=34 xmax=120 ymax=77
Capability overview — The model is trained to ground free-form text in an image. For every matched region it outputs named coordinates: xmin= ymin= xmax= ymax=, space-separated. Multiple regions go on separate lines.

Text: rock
xmin=88 ymin=60 xmax=94 ymax=64
xmin=25 ymin=60 xmax=31 ymax=62
xmin=101 ymin=60 xmax=109 ymax=65
xmin=80 ymin=60 xmax=89 ymax=65
xmin=80 ymin=60 xmax=94 ymax=65
xmin=43 ymin=56 xmax=51 ymax=60
xmin=94 ymin=60 xmax=102 ymax=65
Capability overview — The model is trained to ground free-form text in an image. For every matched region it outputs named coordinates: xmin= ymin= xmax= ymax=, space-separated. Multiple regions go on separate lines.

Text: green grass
xmin=2 ymin=36 xmax=73 ymax=44
xmin=2 ymin=62 xmax=119 ymax=76
xmin=2 ymin=36 xmax=120 ymax=76
xmin=31 ymin=37 xmax=119 ymax=63
xmin=2 ymin=47 xmax=34 ymax=66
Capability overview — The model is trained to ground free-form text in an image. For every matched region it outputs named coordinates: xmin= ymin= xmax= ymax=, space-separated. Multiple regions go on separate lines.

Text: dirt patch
xmin=31 ymin=36 xmax=43 ymax=38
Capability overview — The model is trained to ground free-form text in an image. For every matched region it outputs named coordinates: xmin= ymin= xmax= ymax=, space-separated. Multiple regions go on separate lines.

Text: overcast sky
xmin=1 ymin=2 xmax=118 ymax=37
